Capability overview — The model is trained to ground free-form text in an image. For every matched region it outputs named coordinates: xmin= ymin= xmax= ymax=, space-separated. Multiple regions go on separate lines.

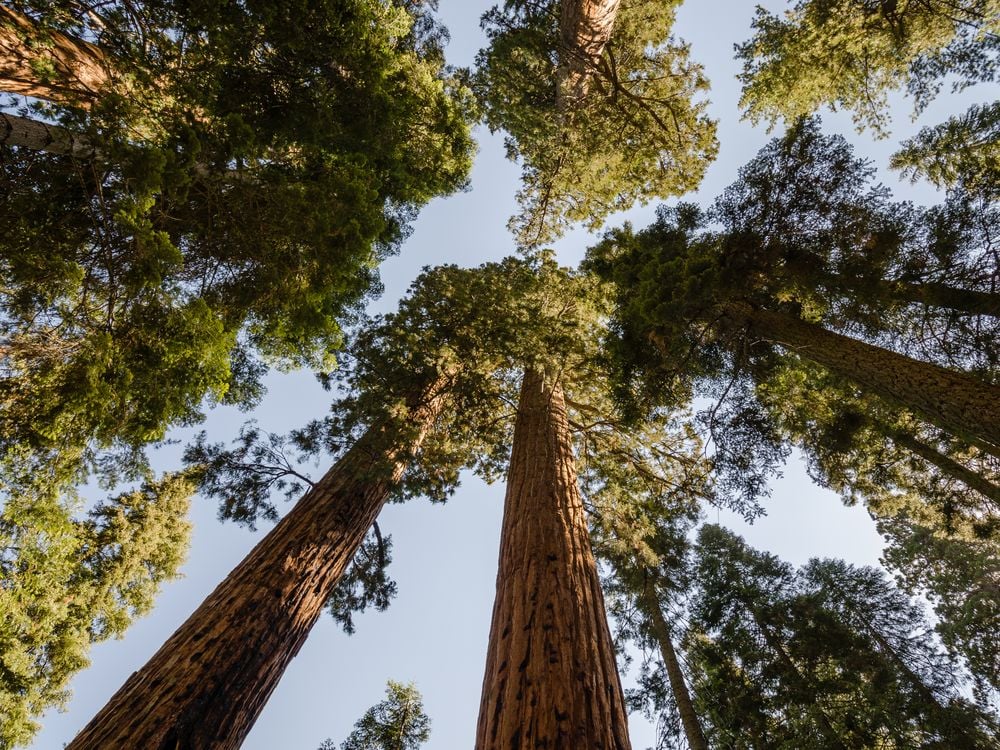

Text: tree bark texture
xmin=1 ymin=111 xmax=95 ymax=156
xmin=475 ymin=368 xmax=632 ymax=750
xmin=0 ymin=6 xmax=111 ymax=105
xmin=68 ymin=377 xmax=452 ymax=750
xmin=890 ymin=429 xmax=1000 ymax=508
xmin=721 ymin=302 xmax=1000 ymax=453
xmin=557 ymin=0 xmax=622 ymax=111
xmin=638 ymin=584 xmax=708 ymax=750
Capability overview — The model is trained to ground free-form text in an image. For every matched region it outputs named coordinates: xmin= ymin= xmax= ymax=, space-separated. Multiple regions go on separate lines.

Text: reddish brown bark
xmin=719 ymin=302 xmax=1000 ymax=453
xmin=557 ymin=0 xmax=622 ymax=111
xmin=475 ymin=368 xmax=632 ymax=750
xmin=0 ymin=6 xmax=111 ymax=105
xmin=68 ymin=377 xmax=451 ymax=750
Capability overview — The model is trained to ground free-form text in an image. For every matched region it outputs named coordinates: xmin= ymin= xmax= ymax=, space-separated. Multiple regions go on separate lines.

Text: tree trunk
xmin=822 ymin=271 xmax=1000 ymax=318
xmin=68 ymin=376 xmax=452 ymax=750
xmin=638 ymin=584 xmax=708 ymax=750
xmin=890 ymin=429 xmax=1000 ymax=508
xmin=1 ymin=111 xmax=96 ymax=157
xmin=557 ymin=0 xmax=622 ymax=111
xmin=475 ymin=368 xmax=632 ymax=750
xmin=720 ymin=302 xmax=1000 ymax=453
xmin=0 ymin=6 xmax=111 ymax=105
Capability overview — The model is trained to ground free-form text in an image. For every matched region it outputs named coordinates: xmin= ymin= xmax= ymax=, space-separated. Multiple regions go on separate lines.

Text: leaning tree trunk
xmin=68 ymin=376 xmax=452 ymax=750
xmin=718 ymin=302 xmax=1000 ymax=453
xmin=889 ymin=428 xmax=1000 ymax=508
xmin=820 ymin=271 xmax=1000 ymax=318
xmin=638 ymin=584 xmax=709 ymax=750
xmin=475 ymin=368 xmax=632 ymax=750
xmin=1 ymin=111 xmax=96 ymax=157
xmin=556 ymin=0 xmax=623 ymax=111
xmin=0 ymin=6 xmax=111 ymax=105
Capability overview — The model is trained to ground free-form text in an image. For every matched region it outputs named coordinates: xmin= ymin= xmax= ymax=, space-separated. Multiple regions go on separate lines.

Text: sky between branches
xmin=28 ymin=1 xmax=996 ymax=748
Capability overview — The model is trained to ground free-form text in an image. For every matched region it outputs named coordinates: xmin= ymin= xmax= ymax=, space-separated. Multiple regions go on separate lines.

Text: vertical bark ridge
xmin=68 ymin=377 xmax=452 ymax=750
xmin=0 ymin=6 xmax=111 ymax=105
xmin=720 ymin=302 xmax=1000 ymax=452
xmin=475 ymin=368 xmax=632 ymax=750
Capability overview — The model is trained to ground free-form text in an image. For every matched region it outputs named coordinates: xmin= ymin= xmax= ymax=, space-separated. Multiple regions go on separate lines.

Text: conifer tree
xmin=0 ymin=0 xmax=476 ymax=490
xmin=321 ymin=680 xmax=430 ymax=750
xmin=0 ymin=472 xmax=193 ymax=747
xmin=475 ymin=0 xmax=717 ymax=244
xmin=687 ymin=525 xmax=998 ymax=748
xmin=587 ymin=121 xmax=1000 ymax=493
xmin=737 ymin=0 xmax=1000 ymax=136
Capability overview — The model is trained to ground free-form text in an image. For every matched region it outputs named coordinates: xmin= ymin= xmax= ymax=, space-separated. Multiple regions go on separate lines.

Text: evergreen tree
xmin=0 ymin=472 xmax=193 ymax=747
xmin=687 ymin=525 xmax=998 ymax=748
xmin=323 ymin=680 xmax=430 ymax=750
xmin=737 ymin=0 xmax=1000 ymax=136
xmin=0 ymin=0 xmax=476 ymax=489
xmin=586 ymin=121 xmax=1000 ymax=508
xmin=475 ymin=0 xmax=717 ymax=244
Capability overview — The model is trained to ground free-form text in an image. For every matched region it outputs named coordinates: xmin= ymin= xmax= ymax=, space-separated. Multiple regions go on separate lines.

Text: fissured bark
xmin=476 ymin=368 xmax=632 ymax=750
xmin=68 ymin=377 xmax=451 ymax=750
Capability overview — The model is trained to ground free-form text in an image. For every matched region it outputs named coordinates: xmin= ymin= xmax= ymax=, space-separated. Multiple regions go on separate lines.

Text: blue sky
xmin=29 ymin=1 xmax=996 ymax=748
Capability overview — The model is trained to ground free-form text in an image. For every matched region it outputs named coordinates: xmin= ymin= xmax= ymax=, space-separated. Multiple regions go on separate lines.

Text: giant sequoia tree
xmin=0 ymin=0 xmax=476 ymax=490
xmin=475 ymin=0 xmax=717 ymax=244
xmin=588 ymin=122 xmax=1000 ymax=507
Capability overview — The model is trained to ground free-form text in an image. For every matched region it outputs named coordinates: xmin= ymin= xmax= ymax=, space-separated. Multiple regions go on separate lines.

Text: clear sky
xmin=29 ymin=1 xmax=996 ymax=748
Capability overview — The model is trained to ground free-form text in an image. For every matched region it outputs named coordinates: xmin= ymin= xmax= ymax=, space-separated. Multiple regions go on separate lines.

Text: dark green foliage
xmin=1 ymin=0 xmax=476 ymax=488
xmin=881 ymin=517 xmax=1000 ymax=707
xmin=0 ymin=472 xmax=193 ymax=747
xmin=326 ymin=526 xmax=398 ymax=636
xmin=326 ymin=680 xmax=430 ymax=750
xmin=686 ymin=525 xmax=998 ymax=748
xmin=586 ymin=120 xmax=1000 ymax=517
xmin=474 ymin=0 xmax=717 ymax=244
xmin=737 ymin=0 xmax=1000 ymax=135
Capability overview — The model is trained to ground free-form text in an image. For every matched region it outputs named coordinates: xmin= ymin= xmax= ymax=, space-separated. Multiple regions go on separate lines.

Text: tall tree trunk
xmin=475 ymin=368 xmax=632 ymax=750
xmin=1 ymin=111 xmax=95 ymax=157
xmin=890 ymin=429 xmax=1000 ymax=508
xmin=68 ymin=376 xmax=452 ymax=750
xmin=557 ymin=0 xmax=622 ymax=111
xmin=717 ymin=302 xmax=1000 ymax=452
xmin=0 ymin=6 xmax=111 ymax=105
xmin=638 ymin=583 xmax=708 ymax=750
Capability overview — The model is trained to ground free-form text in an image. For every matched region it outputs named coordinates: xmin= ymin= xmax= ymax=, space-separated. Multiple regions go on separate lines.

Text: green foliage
xmin=326 ymin=526 xmax=398 ymax=636
xmin=328 ymin=680 xmax=430 ymax=750
xmin=738 ymin=0 xmax=1000 ymax=135
xmin=1 ymin=0 xmax=476 ymax=489
xmin=586 ymin=120 xmax=1000 ymax=517
xmin=892 ymin=101 xmax=1000 ymax=194
xmin=475 ymin=0 xmax=717 ymax=245
xmin=686 ymin=525 xmax=998 ymax=748
xmin=0 ymin=472 xmax=192 ymax=747
xmin=881 ymin=517 xmax=1000 ymax=707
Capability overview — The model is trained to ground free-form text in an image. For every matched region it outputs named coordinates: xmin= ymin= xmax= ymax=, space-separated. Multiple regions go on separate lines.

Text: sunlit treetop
xmin=474 ymin=0 xmax=718 ymax=246
xmin=737 ymin=0 xmax=1000 ymax=136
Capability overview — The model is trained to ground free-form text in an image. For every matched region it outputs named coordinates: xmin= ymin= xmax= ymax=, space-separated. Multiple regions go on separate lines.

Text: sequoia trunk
xmin=639 ymin=584 xmax=708 ymax=750
xmin=822 ymin=272 xmax=1000 ymax=318
xmin=720 ymin=302 xmax=1000 ymax=452
xmin=557 ymin=0 xmax=622 ymax=110
xmin=475 ymin=368 xmax=632 ymax=750
xmin=0 ymin=6 xmax=111 ymax=105
xmin=68 ymin=377 xmax=451 ymax=750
